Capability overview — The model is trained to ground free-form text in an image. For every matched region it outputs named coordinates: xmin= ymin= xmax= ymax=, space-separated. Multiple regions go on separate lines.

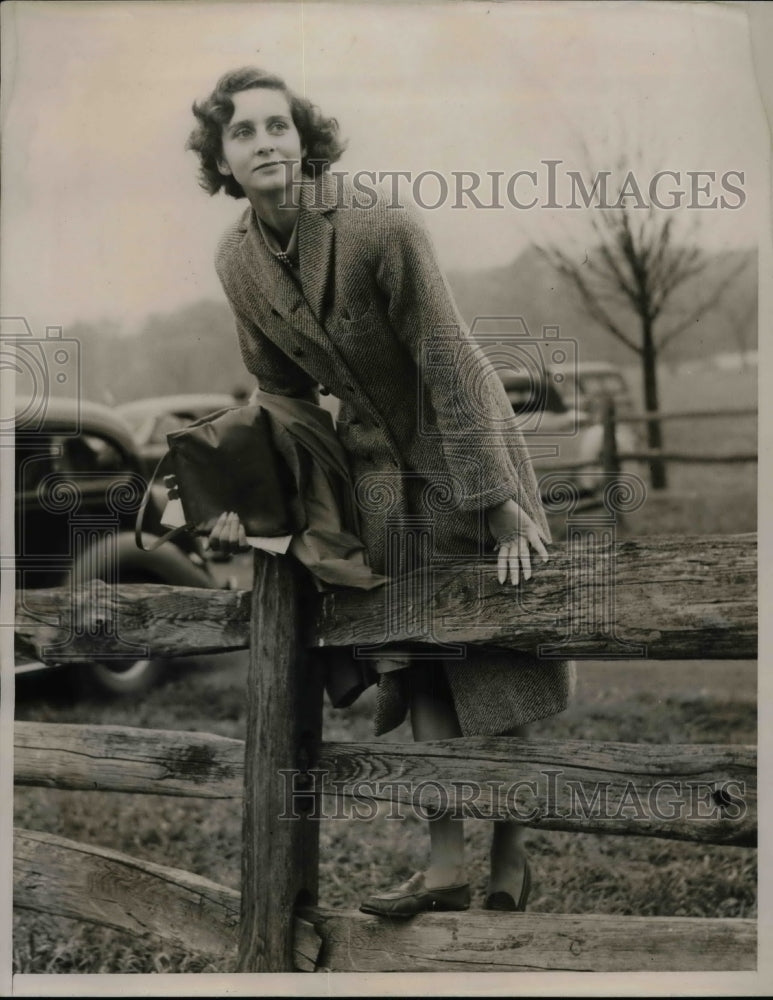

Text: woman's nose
xmin=255 ymin=132 xmax=275 ymax=154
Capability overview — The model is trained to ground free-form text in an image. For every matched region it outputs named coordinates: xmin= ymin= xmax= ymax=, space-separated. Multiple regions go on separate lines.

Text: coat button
xmin=291 ymin=347 xmax=304 ymax=357
xmin=344 ymin=384 xmax=354 ymax=393
xmin=319 ymin=386 xmax=331 ymax=396
xmin=290 ymin=301 xmax=302 ymax=313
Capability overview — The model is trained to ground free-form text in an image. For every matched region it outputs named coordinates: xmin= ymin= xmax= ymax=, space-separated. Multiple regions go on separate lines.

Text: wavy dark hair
xmin=187 ymin=67 xmax=347 ymax=199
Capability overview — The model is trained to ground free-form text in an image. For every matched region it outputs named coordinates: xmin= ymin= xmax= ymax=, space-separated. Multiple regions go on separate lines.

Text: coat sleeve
xmin=374 ymin=203 xmax=546 ymax=524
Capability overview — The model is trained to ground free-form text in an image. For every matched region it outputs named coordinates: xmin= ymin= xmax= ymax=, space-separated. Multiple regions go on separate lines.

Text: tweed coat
xmin=214 ymin=170 xmax=573 ymax=736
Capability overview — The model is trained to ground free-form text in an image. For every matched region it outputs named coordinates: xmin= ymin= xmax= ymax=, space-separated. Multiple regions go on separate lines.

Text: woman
xmin=187 ymin=67 xmax=573 ymax=916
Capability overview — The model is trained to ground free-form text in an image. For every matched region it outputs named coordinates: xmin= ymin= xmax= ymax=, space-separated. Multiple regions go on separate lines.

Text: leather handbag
xmin=135 ymin=402 xmax=293 ymax=551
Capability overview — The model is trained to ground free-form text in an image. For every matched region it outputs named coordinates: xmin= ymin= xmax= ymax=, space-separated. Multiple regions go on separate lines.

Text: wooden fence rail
xmin=14 ymin=829 xmax=755 ymax=973
xmin=596 ymin=401 xmax=756 ymax=482
xmin=13 ymin=532 xmax=758 ymax=973
xmin=14 ymin=828 xmax=240 ymax=958
xmin=301 ymin=907 xmax=756 ymax=973
xmin=556 ymin=450 xmax=757 ymax=469
xmin=14 ymin=723 xmax=756 ymax=845
xmin=15 ymin=533 xmax=757 ymax=661
xmin=612 ymin=406 xmax=756 ymax=424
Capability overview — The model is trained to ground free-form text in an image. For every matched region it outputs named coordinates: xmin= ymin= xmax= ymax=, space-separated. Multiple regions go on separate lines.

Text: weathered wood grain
xmin=293 ymin=917 xmax=324 ymax=973
xmin=14 ymin=579 xmax=251 ymax=660
xmin=14 ymin=722 xmax=244 ymax=797
xmin=14 ymin=828 xmax=239 ymax=956
xmin=14 ymin=724 xmax=756 ymax=845
xmin=315 ymin=737 xmax=756 ymax=846
xmin=238 ymin=551 xmax=324 ymax=972
xmin=13 ymin=828 xmax=321 ymax=970
xmin=315 ymin=533 xmax=757 ymax=657
xmin=16 ymin=827 xmax=752 ymax=973
xmin=304 ymin=906 xmax=756 ymax=972
xmin=15 ymin=533 xmax=757 ymax=660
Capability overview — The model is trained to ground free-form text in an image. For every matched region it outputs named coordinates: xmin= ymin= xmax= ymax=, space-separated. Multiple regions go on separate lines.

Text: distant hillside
xmin=69 ymin=300 xmax=248 ymax=405
xmin=446 ymin=244 xmax=757 ymax=367
xmin=64 ymin=243 xmax=756 ymax=406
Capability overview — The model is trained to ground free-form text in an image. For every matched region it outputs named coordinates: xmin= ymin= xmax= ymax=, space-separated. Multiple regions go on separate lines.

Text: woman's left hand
xmin=486 ymin=498 xmax=549 ymax=586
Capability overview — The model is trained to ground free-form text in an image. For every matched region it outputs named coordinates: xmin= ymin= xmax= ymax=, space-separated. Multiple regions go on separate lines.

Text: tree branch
xmin=537 ymin=244 xmax=641 ymax=353
xmin=657 ymin=256 xmax=750 ymax=348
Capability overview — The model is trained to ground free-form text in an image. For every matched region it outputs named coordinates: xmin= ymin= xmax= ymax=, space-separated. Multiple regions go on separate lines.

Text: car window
xmin=54 ymin=434 xmax=125 ymax=473
xmin=15 ymin=441 xmax=56 ymax=494
xmin=505 ymin=378 xmax=567 ymax=416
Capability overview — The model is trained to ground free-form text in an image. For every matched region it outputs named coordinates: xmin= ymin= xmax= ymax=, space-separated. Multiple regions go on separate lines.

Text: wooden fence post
xmin=238 ymin=550 xmax=323 ymax=972
xmin=601 ymin=395 xmax=620 ymax=479
xmin=600 ymin=395 xmax=625 ymax=528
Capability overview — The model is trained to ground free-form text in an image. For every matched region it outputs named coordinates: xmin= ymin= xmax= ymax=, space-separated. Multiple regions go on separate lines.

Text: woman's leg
xmin=488 ymin=722 xmax=529 ymax=898
xmin=409 ymin=662 xmax=467 ymax=887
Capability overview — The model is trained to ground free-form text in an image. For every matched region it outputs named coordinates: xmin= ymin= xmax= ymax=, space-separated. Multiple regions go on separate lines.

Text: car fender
xmin=67 ymin=531 xmax=215 ymax=590
xmin=574 ymin=422 xmax=640 ymax=493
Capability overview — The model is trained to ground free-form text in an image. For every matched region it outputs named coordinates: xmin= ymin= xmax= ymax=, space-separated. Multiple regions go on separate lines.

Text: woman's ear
xmin=217 ymin=158 xmax=232 ymax=177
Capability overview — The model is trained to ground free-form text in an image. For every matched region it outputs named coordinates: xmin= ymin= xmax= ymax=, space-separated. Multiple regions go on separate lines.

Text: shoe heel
xmin=431 ymin=884 xmax=471 ymax=911
xmin=484 ymin=857 xmax=531 ymax=912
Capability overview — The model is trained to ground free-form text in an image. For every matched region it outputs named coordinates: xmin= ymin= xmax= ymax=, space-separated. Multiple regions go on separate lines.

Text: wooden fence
xmin=14 ymin=531 xmax=757 ymax=973
xmin=599 ymin=400 xmax=757 ymax=472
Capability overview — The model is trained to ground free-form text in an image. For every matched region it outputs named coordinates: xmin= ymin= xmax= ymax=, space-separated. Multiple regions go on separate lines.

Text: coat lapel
xmin=232 ymin=174 xmax=365 ymax=400
xmin=298 ymin=173 xmax=337 ymax=323
xmin=234 ymin=172 xmax=337 ymax=329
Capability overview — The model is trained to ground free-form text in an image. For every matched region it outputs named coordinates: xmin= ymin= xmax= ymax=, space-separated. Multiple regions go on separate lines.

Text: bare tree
xmin=538 ymin=156 xmax=749 ymax=489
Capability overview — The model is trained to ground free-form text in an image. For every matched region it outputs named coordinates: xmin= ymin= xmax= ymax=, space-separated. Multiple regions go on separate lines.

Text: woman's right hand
xmin=207 ymin=511 xmax=249 ymax=555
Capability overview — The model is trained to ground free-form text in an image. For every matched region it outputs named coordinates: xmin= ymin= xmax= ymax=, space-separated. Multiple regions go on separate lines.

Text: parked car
xmin=560 ymin=361 xmax=636 ymax=418
xmin=115 ymin=393 xmax=238 ymax=478
xmin=491 ymin=360 xmax=639 ymax=498
xmin=15 ymin=395 xmax=219 ymax=696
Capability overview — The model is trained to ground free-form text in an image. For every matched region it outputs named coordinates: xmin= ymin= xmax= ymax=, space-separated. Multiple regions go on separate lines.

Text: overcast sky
xmin=0 ymin=0 xmax=768 ymax=336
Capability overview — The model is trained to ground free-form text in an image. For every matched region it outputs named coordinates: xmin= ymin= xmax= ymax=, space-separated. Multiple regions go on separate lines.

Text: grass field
xmin=13 ymin=364 xmax=758 ymax=974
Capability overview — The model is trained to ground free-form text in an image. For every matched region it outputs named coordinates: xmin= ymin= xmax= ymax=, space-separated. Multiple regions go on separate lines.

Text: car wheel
xmin=76 ymin=656 xmax=165 ymax=698
xmin=66 ymin=530 xmax=215 ymax=699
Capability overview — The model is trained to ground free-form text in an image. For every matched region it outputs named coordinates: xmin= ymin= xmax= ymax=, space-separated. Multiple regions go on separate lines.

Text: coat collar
xmin=236 ymin=172 xmax=337 ymax=323
xmin=232 ymin=172 xmax=367 ymax=402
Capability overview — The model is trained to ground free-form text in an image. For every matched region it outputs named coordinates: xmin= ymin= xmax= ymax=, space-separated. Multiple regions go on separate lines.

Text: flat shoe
xmin=360 ymin=870 xmax=471 ymax=918
xmin=484 ymin=856 xmax=531 ymax=912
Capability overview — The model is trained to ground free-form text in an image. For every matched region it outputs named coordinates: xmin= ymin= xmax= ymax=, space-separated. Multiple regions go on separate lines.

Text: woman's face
xmin=218 ymin=87 xmax=305 ymax=200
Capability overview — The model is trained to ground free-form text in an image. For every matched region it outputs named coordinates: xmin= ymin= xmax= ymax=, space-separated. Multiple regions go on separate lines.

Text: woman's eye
xmin=269 ymin=121 xmax=289 ymax=132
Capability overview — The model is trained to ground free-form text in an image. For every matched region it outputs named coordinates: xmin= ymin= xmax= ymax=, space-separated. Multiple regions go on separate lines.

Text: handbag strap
xmin=134 ymin=451 xmax=192 ymax=552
